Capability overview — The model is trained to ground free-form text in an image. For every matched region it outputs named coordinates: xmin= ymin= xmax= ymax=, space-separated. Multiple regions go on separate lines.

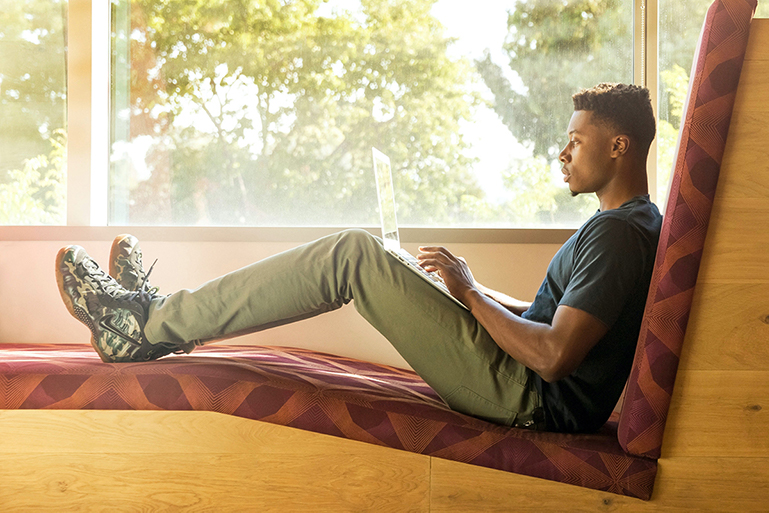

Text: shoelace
xmin=119 ymin=259 xmax=160 ymax=309
xmin=81 ymin=257 xmax=126 ymax=298
xmin=118 ymin=287 xmax=158 ymax=312
xmin=81 ymin=256 xmax=159 ymax=309
xmin=131 ymin=248 xmax=160 ymax=293
xmin=138 ymin=259 xmax=160 ymax=294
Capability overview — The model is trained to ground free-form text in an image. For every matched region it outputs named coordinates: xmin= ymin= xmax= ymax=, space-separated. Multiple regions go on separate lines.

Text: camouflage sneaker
xmin=55 ymin=245 xmax=181 ymax=362
xmin=109 ymin=234 xmax=157 ymax=293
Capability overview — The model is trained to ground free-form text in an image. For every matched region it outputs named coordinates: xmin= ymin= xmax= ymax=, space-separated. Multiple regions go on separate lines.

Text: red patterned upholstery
xmin=1 ymin=343 xmax=657 ymax=499
xmin=617 ymin=0 xmax=757 ymax=459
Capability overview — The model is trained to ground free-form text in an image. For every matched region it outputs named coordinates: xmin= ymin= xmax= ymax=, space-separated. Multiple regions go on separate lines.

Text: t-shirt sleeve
xmin=559 ymin=216 xmax=648 ymax=328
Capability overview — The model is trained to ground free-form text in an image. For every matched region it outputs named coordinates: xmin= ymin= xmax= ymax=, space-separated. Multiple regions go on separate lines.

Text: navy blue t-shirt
xmin=522 ymin=195 xmax=662 ymax=433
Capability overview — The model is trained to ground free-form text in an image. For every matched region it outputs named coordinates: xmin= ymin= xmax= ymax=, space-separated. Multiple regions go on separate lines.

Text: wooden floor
xmin=1 ymin=17 xmax=768 ymax=513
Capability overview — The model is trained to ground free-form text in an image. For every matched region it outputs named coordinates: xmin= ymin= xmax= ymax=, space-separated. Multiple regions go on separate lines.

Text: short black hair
xmin=572 ymin=83 xmax=656 ymax=157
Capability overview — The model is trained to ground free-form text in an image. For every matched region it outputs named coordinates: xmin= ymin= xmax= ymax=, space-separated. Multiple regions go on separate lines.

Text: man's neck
xmin=596 ymin=183 xmax=649 ymax=212
xmin=598 ymin=191 xmax=646 ymax=211
xmin=597 ymin=165 xmax=649 ymax=212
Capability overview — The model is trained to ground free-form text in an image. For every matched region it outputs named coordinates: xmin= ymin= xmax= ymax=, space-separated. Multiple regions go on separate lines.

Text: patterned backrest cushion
xmin=617 ymin=0 xmax=757 ymax=459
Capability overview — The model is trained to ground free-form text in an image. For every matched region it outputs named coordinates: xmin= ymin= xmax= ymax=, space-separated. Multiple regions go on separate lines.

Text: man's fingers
xmin=418 ymin=246 xmax=450 ymax=256
xmin=415 ymin=256 xmax=440 ymax=270
xmin=416 ymin=254 xmax=449 ymax=269
xmin=418 ymin=246 xmax=454 ymax=261
xmin=418 ymin=248 xmax=465 ymax=267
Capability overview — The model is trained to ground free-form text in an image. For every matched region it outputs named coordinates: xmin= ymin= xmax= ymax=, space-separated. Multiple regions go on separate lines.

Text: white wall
xmin=0 ymin=235 xmax=561 ymax=369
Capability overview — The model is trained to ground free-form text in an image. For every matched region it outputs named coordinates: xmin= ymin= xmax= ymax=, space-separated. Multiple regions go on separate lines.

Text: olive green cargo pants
xmin=145 ymin=229 xmax=542 ymax=428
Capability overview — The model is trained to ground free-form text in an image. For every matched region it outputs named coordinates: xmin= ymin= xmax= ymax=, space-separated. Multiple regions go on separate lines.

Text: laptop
xmin=372 ymin=147 xmax=468 ymax=310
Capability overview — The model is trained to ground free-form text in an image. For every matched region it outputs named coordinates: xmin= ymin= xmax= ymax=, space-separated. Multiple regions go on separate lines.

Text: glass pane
xmin=0 ymin=0 xmax=67 ymax=225
xmin=110 ymin=0 xmax=632 ymax=227
xmin=658 ymin=1 xmax=769 ymax=209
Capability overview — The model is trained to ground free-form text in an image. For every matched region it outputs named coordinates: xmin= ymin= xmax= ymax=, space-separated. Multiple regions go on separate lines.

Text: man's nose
xmin=559 ymin=146 xmax=570 ymax=164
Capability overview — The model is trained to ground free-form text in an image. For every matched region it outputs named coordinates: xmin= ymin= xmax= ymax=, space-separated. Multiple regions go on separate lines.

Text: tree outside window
xmin=4 ymin=0 xmax=766 ymax=226
xmin=110 ymin=0 xmax=633 ymax=227
xmin=0 ymin=0 xmax=67 ymax=225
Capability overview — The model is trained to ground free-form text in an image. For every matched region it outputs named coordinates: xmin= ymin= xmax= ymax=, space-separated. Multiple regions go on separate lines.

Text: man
xmin=56 ymin=83 xmax=661 ymax=433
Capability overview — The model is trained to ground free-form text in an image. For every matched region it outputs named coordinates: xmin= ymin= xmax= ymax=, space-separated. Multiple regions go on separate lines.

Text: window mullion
xmin=66 ymin=0 xmax=93 ymax=226
xmin=647 ymin=0 xmax=659 ymax=206
xmin=91 ymin=0 xmax=110 ymax=225
xmin=635 ymin=0 xmax=659 ymax=204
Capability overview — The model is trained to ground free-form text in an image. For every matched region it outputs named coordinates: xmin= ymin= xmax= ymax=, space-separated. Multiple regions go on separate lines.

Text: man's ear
xmin=611 ymin=135 xmax=630 ymax=158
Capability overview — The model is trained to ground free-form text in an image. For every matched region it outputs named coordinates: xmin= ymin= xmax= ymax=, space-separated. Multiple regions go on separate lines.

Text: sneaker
xmin=55 ymin=245 xmax=180 ymax=363
xmin=109 ymin=234 xmax=157 ymax=293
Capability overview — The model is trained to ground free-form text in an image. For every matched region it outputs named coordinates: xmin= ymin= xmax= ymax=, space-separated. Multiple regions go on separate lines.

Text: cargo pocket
xmin=444 ymin=386 xmax=517 ymax=427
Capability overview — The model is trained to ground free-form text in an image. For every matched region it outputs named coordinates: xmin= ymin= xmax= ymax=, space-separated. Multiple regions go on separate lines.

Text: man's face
xmin=558 ymin=110 xmax=615 ymax=197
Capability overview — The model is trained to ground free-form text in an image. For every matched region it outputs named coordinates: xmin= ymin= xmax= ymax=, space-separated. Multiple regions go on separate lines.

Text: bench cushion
xmin=1 ymin=343 xmax=656 ymax=500
xmin=617 ymin=0 xmax=757 ymax=459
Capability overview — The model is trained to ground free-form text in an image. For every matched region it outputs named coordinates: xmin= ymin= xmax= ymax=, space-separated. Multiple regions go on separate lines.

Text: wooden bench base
xmin=1 ymin=409 xmax=767 ymax=511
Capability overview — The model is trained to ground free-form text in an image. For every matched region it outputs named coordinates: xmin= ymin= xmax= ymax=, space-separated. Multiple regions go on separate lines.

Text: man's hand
xmin=416 ymin=246 xmax=477 ymax=305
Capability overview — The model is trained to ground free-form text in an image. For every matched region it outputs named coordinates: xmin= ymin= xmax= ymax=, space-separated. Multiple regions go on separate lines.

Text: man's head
xmin=559 ymin=83 xmax=655 ymax=200
xmin=571 ymin=83 xmax=656 ymax=159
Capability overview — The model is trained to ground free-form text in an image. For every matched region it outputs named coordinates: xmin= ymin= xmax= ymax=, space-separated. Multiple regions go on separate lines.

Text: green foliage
xmin=656 ymin=64 xmax=691 ymax=206
xmin=476 ymin=0 xmax=632 ymax=160
xmin=121 ymin=0 xmax=483 ymax=226
xmin=654 ymin=0 xmax=719 ymax=206
xmin=0 ymin=130 xmax=66 ymax=225
xmin=0 ymin=0 xmax=67 ymax=225
xmin=660 ymin=64 xmax=689 ymax=126
xmin=657 ymin=0 xmax=711 ymax=126
xmin=656 ymin=119 xmax=678 ymax=204
xmin=0 ymin=0 xmax=67 ymax=176
xmin=4 ymin=0 xmax=743 ymax=227
xmin=500 ymin=155 xmax=598 ymax=225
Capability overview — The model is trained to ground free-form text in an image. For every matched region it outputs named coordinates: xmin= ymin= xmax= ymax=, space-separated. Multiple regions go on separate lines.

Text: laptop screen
xmin=372 ymin=147 xmax=400 ymax=252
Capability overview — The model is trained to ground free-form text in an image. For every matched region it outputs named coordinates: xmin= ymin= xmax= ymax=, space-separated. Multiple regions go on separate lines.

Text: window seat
xmin=0 ymin=0 xmax=760 ymax=508
xmin=0 ymin=343 xmax=657 ymax=499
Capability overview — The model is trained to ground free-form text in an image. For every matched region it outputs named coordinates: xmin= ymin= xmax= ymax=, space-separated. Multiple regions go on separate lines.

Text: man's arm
xmin=418 ymin=246 xmax=608 ymax=383
xmin=474 ymin=283 xmax=531 ymax=316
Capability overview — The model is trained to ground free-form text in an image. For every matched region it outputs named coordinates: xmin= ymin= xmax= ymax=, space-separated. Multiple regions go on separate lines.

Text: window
xmin=108 ymin=0 xmax=633 ymax=227
xmin=0 ymin=0 xmax=67 ymax=225
xmin=4 ymin=1 xmax=765 ymax=228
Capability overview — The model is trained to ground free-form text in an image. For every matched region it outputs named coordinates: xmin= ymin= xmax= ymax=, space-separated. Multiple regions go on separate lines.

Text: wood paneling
xmin=662 ymin=370 xmax=769 ymax=457
xmin=719 ymin=113 xmax=769 ymax=197
xmin=0 ymin=453 xmax=430 ymax=512
xmin=2 ymin=408 xmax=769 ymax=511
xmin=0 ymin=410 xmax=430 ymax=512
xmin=744 ymin=19 xmax=769 ymax=61
xmin=0 ymin=409 xmax=302 ymax=454
xmin=681 ymin=283 xmax=769 ymax=370
xmin=729 ymin=59 xmax=769 ymax=112
xmin=717 ymin=33 xmax=769 ymax=201
xmin=696 ymin=200 xmax=769 ymax=282
xmin=430 ymin=456 xmax=769 ymax=512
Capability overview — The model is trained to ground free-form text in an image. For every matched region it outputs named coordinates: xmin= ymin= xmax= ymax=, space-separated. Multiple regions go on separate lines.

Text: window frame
xmin=57 ymin=0 xmax=657 ymax=244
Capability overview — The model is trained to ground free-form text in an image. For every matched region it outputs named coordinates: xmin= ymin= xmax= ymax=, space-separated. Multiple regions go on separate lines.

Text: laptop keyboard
xmin=398 ymin=249 xmax=447 ymax=285
xmin=390 ymin=247 xmax=468 ymax=310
